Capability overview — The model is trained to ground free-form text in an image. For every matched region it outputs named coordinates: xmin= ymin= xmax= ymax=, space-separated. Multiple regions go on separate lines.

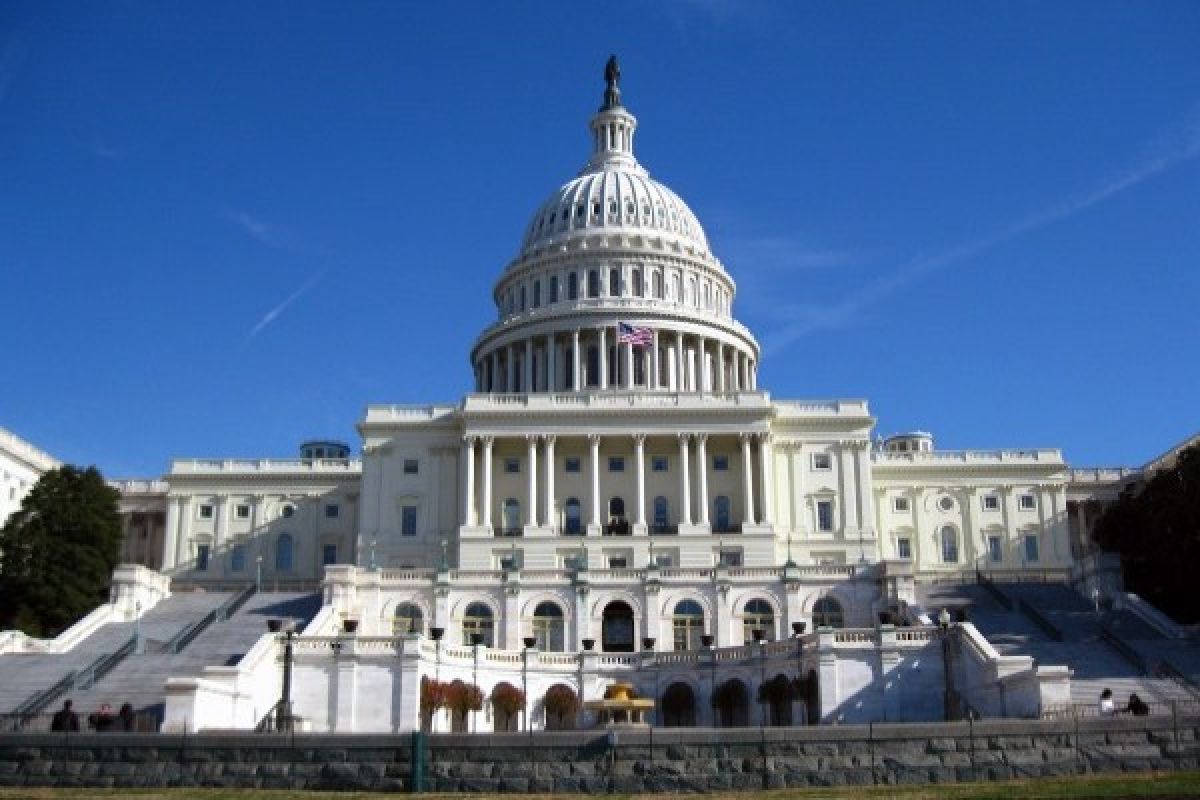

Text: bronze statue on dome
xmin=602 ymin=54 xmax=622 ymax=110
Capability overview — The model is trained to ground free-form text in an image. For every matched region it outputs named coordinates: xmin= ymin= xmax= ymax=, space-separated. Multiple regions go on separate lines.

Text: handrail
xmin=1017 ymin=600 xmax=1063 ymax=642
xmin=161 ymin=584 xmax=256 ymax=654
xmin=13 ymin=670 xmax=78 ymax=716
xmin=255 ymin=699 xmax=296 ymax=733
xmin=975 ymin=570 xmax=1014 ymax=611
xmin=1099 ymin=626 xmax=1148 ymax=674
xmin=1155 ymin=659 xmax=1200 ymax=701
xmin=76 ymin=634 xmax=139 ymax=690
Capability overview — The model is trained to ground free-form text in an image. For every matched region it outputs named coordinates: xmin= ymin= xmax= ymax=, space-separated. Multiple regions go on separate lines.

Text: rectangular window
xmin=564 ymin=457 xmax=581 ymax=473
xmin=196 ymin=544 xmax=210 ymax=571
xmin=718 ymin=549 xmax=743 ymax=567
xmin=988 ymin=535 xmax=1002 ymax=562
xmin=235 ymin=504 xmax=250 ymax=519
xmin=1019 ymin=494 xmax=1037 ymax=511
xmin=231 ymin=543 xmax=246 ymax=572
xmin=401 ymin=505 xmax=417 ymax=536
xmin=651 ymin=456 xmax=668 ymax=472
xmin=608 ymin=556 xmax=627 ymax=568
xmin=817 ymin=501 xmax=834 ymax=532
xmin=322 ymin=544 xmax=337 ymax=565
xmin=500 ymin=554 xmax=519 ymax=571
xmin=403 ymin=459 xmax=419 ymax=475
xmin=198 ymin=504 xmax=214 ymax=519
xmin=504 ymin=457 xmax=520 ymax=474
xmin=812 ymin=453 xmax=832 ymax=470
xmin=654 ymin=554 xmax=674 ymax=568
xmin=983 ymin=495 xmax=1000 ymax=511
xmin=549 ymin=275 xmax=559 ymax=302
xmin=324 ymin=503 xmax=339 ymax=518
xmin=713 ymin=455 xmax=729 ymax=471
xmin=608 ymin=456 xmax=625 ymax=472
xmin=1024 ymin=534 xmax=1039 ymax=562
xmin=564 ymin=554 xmax=583 ymax=570
xmin=892 ymin=497 xmax=910 ymax=512
xmin=896 ymin=537 xmax=911 ymax=560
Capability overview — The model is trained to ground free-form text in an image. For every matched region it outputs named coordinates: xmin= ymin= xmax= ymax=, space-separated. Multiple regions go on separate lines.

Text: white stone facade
xmin=0 ymin=426 xmax=61 ymax=529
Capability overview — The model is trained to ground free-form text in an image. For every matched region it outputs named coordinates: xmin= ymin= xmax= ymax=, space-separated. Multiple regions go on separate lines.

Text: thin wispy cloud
xmin=89 ymin=142 xmax=125 ymax=160
xmin=223 ymin=210 xmax=298 ymax=251
xmin=244 ymin=272 xmax=323 ymax=344
xmin=719 ymin=234 xmax=867 ymax=273
xmin=760 ymin=107 xmax=1200 ymax=356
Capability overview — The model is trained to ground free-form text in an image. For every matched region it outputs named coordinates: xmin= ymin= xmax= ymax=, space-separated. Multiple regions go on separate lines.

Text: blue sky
xmin=2 ymin=1 xmax=1198 ymax=476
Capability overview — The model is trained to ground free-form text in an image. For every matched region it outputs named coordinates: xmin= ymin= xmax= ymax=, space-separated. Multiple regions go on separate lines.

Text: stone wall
xmin=1 ymin=715 xmax=1197 ymax=792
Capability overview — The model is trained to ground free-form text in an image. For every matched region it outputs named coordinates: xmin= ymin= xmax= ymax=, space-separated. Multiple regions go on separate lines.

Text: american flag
xmin=618 ymin=322 xmax=654 ymax=347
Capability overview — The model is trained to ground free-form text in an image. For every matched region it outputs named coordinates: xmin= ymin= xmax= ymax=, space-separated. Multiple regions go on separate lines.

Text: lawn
xmin=1 ymin=771 xmax=1199 ymax=800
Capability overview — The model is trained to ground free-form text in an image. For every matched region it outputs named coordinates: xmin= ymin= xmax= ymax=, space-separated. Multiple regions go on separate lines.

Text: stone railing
xmin=461 ymin=390 xmax=771 ymax=413
xmin=170 ymin=458 xmax=362 ymax=474
xmin=108 ymin=479 xmax=170 ymax=495
xmin=0 ymin=426 xmax=60 ymax=471
xmin=773 ymin=399 xmax=870 ymax=416
xmin=872 ymin=448 xmax=1064 ymax=466
xmin=1068 ymin=466 xmax=1140 ymax=484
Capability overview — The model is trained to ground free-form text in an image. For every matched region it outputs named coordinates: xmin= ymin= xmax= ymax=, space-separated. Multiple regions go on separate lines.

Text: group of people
xmin=1098 ymin=688 xmax=1150 ymax=717
xmin=49 ymin=700 xmax=139 ymax=732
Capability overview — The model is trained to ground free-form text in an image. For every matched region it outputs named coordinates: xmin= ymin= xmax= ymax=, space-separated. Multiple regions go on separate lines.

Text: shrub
xmin=543 ymin=684 xmax=580 ymax=729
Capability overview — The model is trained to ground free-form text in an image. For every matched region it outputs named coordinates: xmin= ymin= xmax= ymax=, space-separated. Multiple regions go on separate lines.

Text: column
xmin=715 ymin=343 xmax=725 ymax=393
xmin=547 ymin=334 xmax=557 ymax=392
xmin=506 ymin=345 xmax=515 ymax=392
xmin=461 ymin=436 xmax=476 ymax=526
xmin=623 ymin=341 xmax=634 ymax=389
xmin=855 ymin=443 xmax=874 ymax=537
xmin=524 ymin=339 xmax=534 ymax=393
xmin=667 ymin=342 xmax=678 ymax=390
xmin=678 ymin=435 xmax=692 ymax=525
xmin=650 ymin=330 xmax=660 ymax=390
xmin=675 ymin=331 xmax=685 ymax=392
xmin=740 ymin=434 xmax=757 ymax=526
xmin=598 ymin=327 xmax=608 ymax=389
xmin=838 ymin=443 xmax=859 ymax=534
xmin=543 ymin=436 xmax=556 ymax=528
xmin=749 ymin=360 xmax=757 ymax=390
xmin=482 ymin=437 xmax=494 ymax=530
xmin=697 ymin=337 xmax=708 ymax=391
xmin=634 ymin=434 xmax=647 ymax=527
xmin=526 ymin=435 xmax=538 ymax=527
xmin=589 ymin=435 xmax=602 ymax=528
xmin=759 ymin=433 xmax=774 ymax=526
xmin=695 ymin=434 xmax=709 ymax=526
xmin=490 ymin=351 xmax=499 ymax=393
xmin=572 ymin=329 xmax=581 ymax=391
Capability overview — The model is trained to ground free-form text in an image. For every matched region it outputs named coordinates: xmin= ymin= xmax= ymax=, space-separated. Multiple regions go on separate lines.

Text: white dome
xmin=519 ymin=169 xmax=710 ymax=256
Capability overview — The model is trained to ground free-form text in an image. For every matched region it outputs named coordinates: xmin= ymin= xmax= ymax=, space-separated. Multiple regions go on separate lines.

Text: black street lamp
xmin=642 ymin=637 xmax=657 ymax=727
xmin=267 ymin=618 xmax=297 ymax=732
xmin=430 ymin=626 xmax=445 ymax=683
xmin=702 ymin=633 xmax=715 ymax=727
xmin=753 ymin=628 xmax=767 ymax=727
xmin=522 ymin=636 xmax=537 ymax=737
xmin=938 ymin=608 xmax=955 ymax=720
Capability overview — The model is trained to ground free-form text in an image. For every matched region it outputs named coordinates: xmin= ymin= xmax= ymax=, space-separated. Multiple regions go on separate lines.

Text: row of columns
xmin=474 ymin=327 xmax=758 ymax=394
xmin=461 ymin=432 xmax=775 ymax=531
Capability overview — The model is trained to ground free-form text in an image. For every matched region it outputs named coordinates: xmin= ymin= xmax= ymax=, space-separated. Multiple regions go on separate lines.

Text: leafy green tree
xmin=0 ymin=466 xmax=123 ymax=636
xmin=1094 ymin=442 xmax=1200 ymax=623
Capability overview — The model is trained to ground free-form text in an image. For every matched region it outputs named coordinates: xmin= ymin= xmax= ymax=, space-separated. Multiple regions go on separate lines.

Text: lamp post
xmin=268 ymin=618 xmax=297 ymax=732
xmin=430 ymin=626 xmax=445 ymax=683
xmin=1091 ymin=586 xmax=1101 ymax=617
xmin=523 ymin=636 xmax=536 ymax=738
xmin=938 ymin=608 xmax=954 ymax=721
xmin=753 ymin=628 xmax=767 ymax=727
xmin=470 ymin=632 xmax=483 ymax=733
xmin=133 ymin=601 xmax=142 ymax=655
xmin=642 ymin=637 xmax=657 ymax=726
xmin=369 ymin=539 xmax=377 ymax=571
xmin=702 ymin=633 xmax=715 ymax=727
xmin=255 ymin=554 xmax=263 ymax=593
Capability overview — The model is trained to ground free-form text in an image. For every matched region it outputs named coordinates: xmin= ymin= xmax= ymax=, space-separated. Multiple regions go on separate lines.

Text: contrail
xmin=244 ymin=272 xmax=323 ymax=343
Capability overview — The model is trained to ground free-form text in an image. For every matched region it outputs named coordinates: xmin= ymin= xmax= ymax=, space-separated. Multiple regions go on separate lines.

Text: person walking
xmin=50 ymin=700 xmax=80 ymax=732
xmin=1098 ymin=688 xmax=1115 ymax=716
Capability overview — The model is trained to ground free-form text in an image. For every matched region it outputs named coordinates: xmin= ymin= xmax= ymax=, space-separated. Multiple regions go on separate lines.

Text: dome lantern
xmin=585 ymin=55 xmax=641 ymax=175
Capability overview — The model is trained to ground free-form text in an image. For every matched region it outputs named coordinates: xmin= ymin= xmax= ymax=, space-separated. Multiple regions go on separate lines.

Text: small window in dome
xmin=549 ymin=212 xmax=556 ymax=224
xmin=656 ymin=206 xmax=664 ymax=217
xmin=642 ymin=204 xmax=650 ymax=216
xmin=533 ymin=280 xmax=541 ymax=308
xmin=625 ymin=201 xmax=634 ymax=214
xmin=568 ymin=272 xmax=579 ymax=300
xmin=549 ymin=275 xmax=558 ymax=303
xmin=576 ymin=205 xmax=584 ymax=218
xmin=593 ymin=202 xmax=601 ymax=216
xmin=608 ymin=201 xmax=617 ymax=215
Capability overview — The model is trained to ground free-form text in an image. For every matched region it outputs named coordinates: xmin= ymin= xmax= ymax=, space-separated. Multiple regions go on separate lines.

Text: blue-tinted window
xmin=817 ymin=502 xmax=834 ymax=532
xmin=276 ymin=533 xmax=293 ymax=572
xmin=196 ymin=544 xmax=210 ymax=571
xmin=564 ymin=457 xmax=581 ymax=473
xmin=401 ymin=506 xmax=417 ymax=536
xmin=322 ymin=544 xmax=338 ymax=565
xmin=231 ymin=543 xmax=246 ymax=572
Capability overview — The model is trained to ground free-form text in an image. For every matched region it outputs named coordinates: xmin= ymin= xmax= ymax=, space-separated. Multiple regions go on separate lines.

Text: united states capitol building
xmin=2 ymin=61 xmax=1196 ymax=734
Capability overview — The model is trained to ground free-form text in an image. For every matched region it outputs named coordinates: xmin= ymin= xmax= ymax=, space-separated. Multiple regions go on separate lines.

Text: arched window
xmin=531 ymin=601 xmax=565 ymax=651
xmin=714 ymin=496 xmax=732 ymax=533
xmin=609 ymin=267 xmax=620 ymax=297
xmin=393 ymin=603 xmax=424 ymax=635
xmin=503 ymin=498 xmax=521 ymax=536
xmin=941 ymin=526 xmax=959 ymax=563
xmin=812 ymin=596 xmax=844 ymax=629
xmin=549 ymin=275 xmax=559 ymax=302
xmin=532 ymin=280 xmax=541 ymax=308
xmin=587 ymin=269 xmax=600 ymax=298
xmin=519 ymin=286 xmax=526 ymax=311
xmin=672 ymin=599 xmax=705 ymax=651
xmin=661 ymin=682 xmax=696 ymax=727
xmin=606 ymin=496 xmax=627 ymax=535
xmin=602 ymin=601 xmax=635 ymax=652
xmin=652 ymin=271 xmax=663 ymax=299
xmin=742 ymin=598 xmax=774 ymax=643
xmin=653 ymin=496 xmax=669 ymax=532
xmin=564 ymin=497 xmax=581 ymax=535
xmin=462 ymin=602 xmax=494 ymax=646
xmin=275 ymin=533 xmax=293 ymax=572
xmin=567 ymin=272 xmax=578 ymax=300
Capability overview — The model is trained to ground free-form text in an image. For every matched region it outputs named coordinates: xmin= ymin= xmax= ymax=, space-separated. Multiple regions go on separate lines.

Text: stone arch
xmin=600 ymin=600 xmax=636 ymax=653
xmin=661 ymin=681 xmax=697 ymax=727
xmin=712 ymin=677 xmax=750 ymax=727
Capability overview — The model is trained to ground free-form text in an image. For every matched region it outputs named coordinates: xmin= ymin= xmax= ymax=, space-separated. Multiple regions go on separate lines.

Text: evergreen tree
xmin=0 ymin=466 xmax=123 ymax=636
xmin=1094 ymin=442 xmax=1200 ymax=623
